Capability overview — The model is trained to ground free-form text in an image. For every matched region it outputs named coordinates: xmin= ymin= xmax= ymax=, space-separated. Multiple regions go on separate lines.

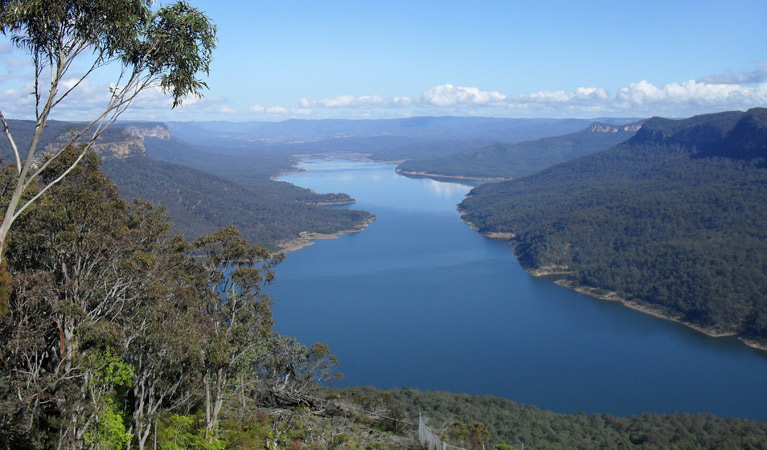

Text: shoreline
xmin=456 ymin=215 xmax=767 ymax=353
xmin=276 ymin=216 xmax=376 ymax=253
xmin=457 ymin=211 xmax=515 ymax=240
xmin=274 ymin=154 xmax=379 ymax=253
xmin=395 ymin=168 xmax=511 ymax=181
xmin=550 ymin=278 xmax=767 ymax=352
xmin=480 ymin=231 xmax=516 ymax=240
xmin=312 ymin=199 xmax=356 ymax=206
xmin=270 ymin=152 xmax=380 ymax=180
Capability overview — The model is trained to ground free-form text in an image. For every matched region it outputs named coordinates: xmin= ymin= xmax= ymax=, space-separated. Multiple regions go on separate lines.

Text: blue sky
xmin=1 ymin=0 xmax=766 ymax=122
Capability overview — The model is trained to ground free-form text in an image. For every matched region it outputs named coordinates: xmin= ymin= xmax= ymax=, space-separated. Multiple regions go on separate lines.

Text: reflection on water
xmin=420 ymin=178 xmax=473 ymax=197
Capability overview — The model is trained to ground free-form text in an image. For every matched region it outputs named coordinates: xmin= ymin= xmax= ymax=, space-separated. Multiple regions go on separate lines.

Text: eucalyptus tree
xmin=0 ymin=149 xmax=184 ymax=449
xmin=0 ymin=0 xmax=217 ymax=269
xmin=0 ymin=149 xmax=215 ymax=449
xmin=193 ymin=226 xmax=283 ymax=440
xmin=255 ymin=336 xmax=343 ymax=408
xmin=0 ymin=150 xmax=140 ymax=449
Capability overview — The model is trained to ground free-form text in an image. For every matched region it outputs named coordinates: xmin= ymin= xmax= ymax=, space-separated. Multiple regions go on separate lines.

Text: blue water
xmin=272 ymin=158 xmax=767 ymax=421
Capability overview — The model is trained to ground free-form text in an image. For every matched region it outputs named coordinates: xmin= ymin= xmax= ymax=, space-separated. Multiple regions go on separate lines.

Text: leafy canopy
xmin=0 ymin=0 xmax=216 ymax=107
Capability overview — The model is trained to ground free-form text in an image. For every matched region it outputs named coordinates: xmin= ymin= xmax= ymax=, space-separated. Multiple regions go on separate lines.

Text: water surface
xmin=272 ymin=158 xmax=767 ymax=420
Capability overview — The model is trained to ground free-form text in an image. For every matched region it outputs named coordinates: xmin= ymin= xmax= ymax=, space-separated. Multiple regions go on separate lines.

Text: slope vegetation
xmin=396 ymin=121 xmax=641 ymax=180
xmin=459 ymin=108 xmax=767 ymax=347
xmin=102 ymin=155 xmax=372 ymax=250
xmin=338 ymin=386 xmax=767 ymax=450
xmin=0 ymin=120 xmax=373 ymax=250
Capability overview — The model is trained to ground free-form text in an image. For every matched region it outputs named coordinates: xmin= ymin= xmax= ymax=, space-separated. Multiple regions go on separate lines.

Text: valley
xmin=2 ymin=111 xmax=766 ymax=449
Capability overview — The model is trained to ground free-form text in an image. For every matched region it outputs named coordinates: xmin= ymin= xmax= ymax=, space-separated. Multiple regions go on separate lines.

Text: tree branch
xmin=21 ymin=71 xmax=153 ymax=195
xmin=0 ymin=111 xmax=22 ymax=174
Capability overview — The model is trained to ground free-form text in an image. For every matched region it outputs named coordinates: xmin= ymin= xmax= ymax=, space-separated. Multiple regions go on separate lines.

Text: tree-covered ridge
xmin=395 ymin=121 xmax=641 ymax=180
xmin=102 ymin=154 xmax=371 ymax=251
xmin=0 ymin=150 xmax=349 ymax=449
xmin=0 ymin=120 xmax=374 ymax=251
xmin=459 ymin=108 xmax=767 ymax=346
xmin=336 ymin=386 xmax=767 ymax=450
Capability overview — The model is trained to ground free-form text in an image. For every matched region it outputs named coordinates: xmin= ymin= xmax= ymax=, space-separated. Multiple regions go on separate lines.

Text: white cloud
xmin=3 ymin=54 xmax=765 ymax=122
xmin=297 ymin=64 xmax=767 ymax=119
xmin=319 ymin=95 xmax=359 ymax=108
xmin=420 ymin=83 xmax=506 ymax=107
xmin=525 ymin=90 xmax=572 ymax=103
xmin=575 ymin=87 xmax=609 ymax=100
xmin=615 ymin=80 xmax=666 ymax=105
xmin=250 ymin=104 xmax=311 ymax=116
xmin=613 ymin=79 xmax=767 ymax=114
xmin=300 ymin=94 xmax=412 ymax=109
xmin=699 ymin=62 xmax=767 ymax=84
xmin=266 ymin=106 xmax=289 ymax=115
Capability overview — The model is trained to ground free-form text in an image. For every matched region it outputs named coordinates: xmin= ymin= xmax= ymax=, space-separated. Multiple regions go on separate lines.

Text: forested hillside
xmin=396 ymin=121 xmax=641 ymax=179
xmin=101 ymin=155 xmax=372 ymax=250
xmin=0 ymin=150 xmax=388 ymax=449
xmin=459 ymin=108 xmax=767 ymax=347
xmin=336 ymin=386 xmax=767 ymax=450
xmin=0 ymin=120 xmax=373 ymax=250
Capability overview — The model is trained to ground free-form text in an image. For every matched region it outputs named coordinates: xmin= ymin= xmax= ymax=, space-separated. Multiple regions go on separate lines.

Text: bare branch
xmin=22 ymin=71 xmax=153 ymax=194
xmin=49 ymin=43 xmax=106 ymax=111
xmin=0 ymin=111 xmax=23 ymax=174
xmin=12 ymin=148 xmax=89 ymax=223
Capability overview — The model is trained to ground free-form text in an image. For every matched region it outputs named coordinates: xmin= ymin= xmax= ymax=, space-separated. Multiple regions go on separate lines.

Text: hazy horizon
xmin=1 ymin=0 xmax=764 ymax=123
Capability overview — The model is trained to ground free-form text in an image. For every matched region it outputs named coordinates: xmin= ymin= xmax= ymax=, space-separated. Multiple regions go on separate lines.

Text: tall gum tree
xmin=0 ymin=0 xmax=217 ymax=274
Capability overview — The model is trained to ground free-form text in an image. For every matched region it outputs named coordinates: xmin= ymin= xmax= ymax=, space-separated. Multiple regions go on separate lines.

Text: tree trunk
xmin=204 ymin=366 xmax=228 ymax=441
xmin=203 ymin=370 xmax=211 ymax=439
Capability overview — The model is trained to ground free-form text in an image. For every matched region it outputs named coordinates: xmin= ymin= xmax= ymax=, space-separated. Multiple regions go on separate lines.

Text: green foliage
xmin=255 ymin=336 xmax=344 ymax=408
xmin=0 ymin=0 xmax=216 ymax=108
xmin=89 ymin=348 xmax=134 ymax=388
xmin=467 ymin=422 xmax=490 ymax=450
xmin=218 ymin=416 xmax=272 ymax=450
xmin=0 ymin=0 xmax=151 ymax=59
xmin=459 ymin=108 xmax=767 ymax=344
xmin=0 ymin=0 xmax=218 ymax=305
xmin=366 ymin=387 xmax=767 ymax=450
xmin=146 ymin=1 xmax=217 ymax=107
xmin=158 ymin=414 xmax=225 ymax=450
xmin=84 ymin=398 xmax=133 ymax=450
xmin=494 ymin=444 xmax=518 ymax=450
xmin=0 ymin=148 xmax=357 ymax=449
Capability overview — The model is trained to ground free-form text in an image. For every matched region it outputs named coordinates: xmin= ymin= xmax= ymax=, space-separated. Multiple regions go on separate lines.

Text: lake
xmin=272 ymin=158 xmax=767 ymax=421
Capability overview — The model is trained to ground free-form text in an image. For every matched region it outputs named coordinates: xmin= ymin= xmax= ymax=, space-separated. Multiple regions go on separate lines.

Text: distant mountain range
xmin=166 ymin=116 xmax=609 ymax=146
xmin=396 ymin=121 xmax=643 ymax=180
xmin=459 ymin=108 xmax=767 ymax=348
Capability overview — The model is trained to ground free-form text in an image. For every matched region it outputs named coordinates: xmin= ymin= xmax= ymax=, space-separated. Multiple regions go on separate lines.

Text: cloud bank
xmin=302 ymin=71 xmax=767 ymax=119
xmin=698 ymin=62 xmax=767 ymax=85
xmin=1 ymin=63 xmax=764 ymax=121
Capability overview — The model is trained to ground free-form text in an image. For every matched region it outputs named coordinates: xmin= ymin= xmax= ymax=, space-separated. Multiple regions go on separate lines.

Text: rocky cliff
xmin=38 ymin=123 xmax=172 ymax=160
xmin=590 ymin=122 xmax=643 ymax=133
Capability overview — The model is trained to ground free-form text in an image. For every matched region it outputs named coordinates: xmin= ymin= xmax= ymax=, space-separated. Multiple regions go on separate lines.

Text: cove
xmin=271 ymin=158 xmax=767 ymax=421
